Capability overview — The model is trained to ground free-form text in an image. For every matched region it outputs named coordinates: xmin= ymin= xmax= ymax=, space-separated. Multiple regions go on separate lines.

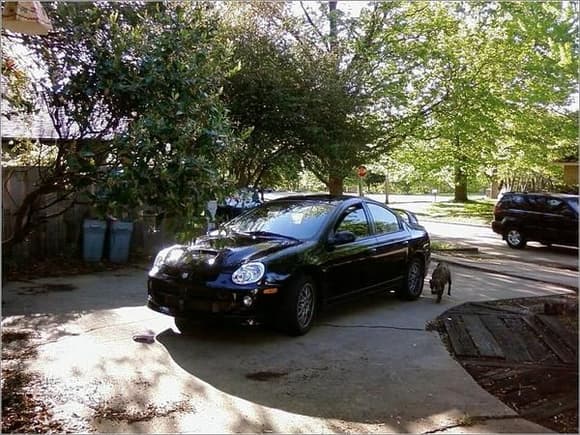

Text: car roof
xmin=503 ymin=192 xmax=578 ymax=200
xmin=271 ymin=194 xmax=361 ymax=204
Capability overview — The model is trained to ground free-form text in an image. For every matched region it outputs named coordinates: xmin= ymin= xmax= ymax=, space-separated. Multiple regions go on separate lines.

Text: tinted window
xmin=548 ymin=198 xmax=577 ymax=218
xmin=527 ymin=196 xmax=548 ymax=212
xmin=367 ymin=203 xmax=400 ymax=234
xmin=227 ymin=201 xmax=335 ymax=240
xmin=566 ymin=198 xmax=579 ymax=214
xmin=335 ymin=205 xmax=370 ymax=239
xmin=504 ymin=194 xmax=526 ymax=209
xmin=546 ymin=198 xmax=566 ymax=213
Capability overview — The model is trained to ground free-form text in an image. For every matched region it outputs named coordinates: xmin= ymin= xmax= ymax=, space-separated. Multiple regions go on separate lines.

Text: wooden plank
xmin=462 ymin=314 xmax=505 ymax=358
xmin=468 ymin=302 xmax=529 ymax=316
xmin=502 ymin=317 xmax=556 ymax=363
xmin=462 ymin=358 xmax=574 ymax=370
xmin=480 ymin=315 xmax=532 ymax=362
xmin=443 ymin=316 xmax=478 ymax=357
xmin=538 ymin=314 xmax=578 ymax=355
xmin=521 ymin=393 xmax=578 ymax=419
xmin=522 ymin=315 xmax=576 ymax=364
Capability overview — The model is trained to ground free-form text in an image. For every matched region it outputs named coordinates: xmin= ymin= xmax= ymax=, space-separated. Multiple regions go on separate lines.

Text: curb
xmin=432 ymin=254 xmax=578 ymax=292
xmin=417 ymin=216 xmax=490 ymax=228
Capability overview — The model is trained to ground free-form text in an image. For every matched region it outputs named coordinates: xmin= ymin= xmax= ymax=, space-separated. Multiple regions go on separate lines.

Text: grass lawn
xmin=425 ymin=199 xmax=495 ymax=225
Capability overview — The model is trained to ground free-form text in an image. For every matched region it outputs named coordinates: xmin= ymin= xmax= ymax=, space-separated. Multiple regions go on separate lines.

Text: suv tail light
xmin=493 ymin=201 xmax=503 ymax=218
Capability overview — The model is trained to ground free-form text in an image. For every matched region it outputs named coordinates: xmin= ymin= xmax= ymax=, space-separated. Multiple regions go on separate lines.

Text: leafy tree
xmin=220 ymin=7 xmax=305 ymax=189
xmin=417 ymin=2 xmax=578 ymax=201
xmin=3 ymin=1 xmax=232 ymax=251
xmin=224 ymin=1 xmax=450 ymax=194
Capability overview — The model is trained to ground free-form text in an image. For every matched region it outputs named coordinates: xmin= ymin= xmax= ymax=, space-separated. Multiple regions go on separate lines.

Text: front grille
xmin=160 ymin=264 xmax=218 ymax=284
xmin=150 ymin=278 xmax=234 ymax=302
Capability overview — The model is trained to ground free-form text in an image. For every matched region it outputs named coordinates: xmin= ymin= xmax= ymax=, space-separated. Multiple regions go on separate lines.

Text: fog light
xmin=243 ymin=295 xmax=253 ymax=307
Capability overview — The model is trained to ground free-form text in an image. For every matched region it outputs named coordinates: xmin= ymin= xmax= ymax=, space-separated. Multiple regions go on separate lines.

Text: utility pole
xmin=384 ymin=170 xmax=390 ymax=204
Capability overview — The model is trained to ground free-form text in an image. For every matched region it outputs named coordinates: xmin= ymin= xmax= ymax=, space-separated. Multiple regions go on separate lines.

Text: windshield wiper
xmin=244 ymin=231 xmax=300 ymax=241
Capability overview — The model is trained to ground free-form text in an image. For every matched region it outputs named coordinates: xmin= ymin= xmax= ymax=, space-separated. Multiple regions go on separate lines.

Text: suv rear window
xmin=565 ymin=197 xmax=578 ymax=213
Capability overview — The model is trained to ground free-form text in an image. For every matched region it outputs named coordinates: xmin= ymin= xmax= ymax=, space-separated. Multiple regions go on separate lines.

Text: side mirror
xmin=329 ymin=230 xmax=356 ymax=246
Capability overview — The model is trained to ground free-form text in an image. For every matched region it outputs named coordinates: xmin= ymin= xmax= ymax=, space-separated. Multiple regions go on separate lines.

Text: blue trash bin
xmin=108 ymin=221 xmax=134 ymax=263
xmin=83 ymin=219 xmax=107 ymax=262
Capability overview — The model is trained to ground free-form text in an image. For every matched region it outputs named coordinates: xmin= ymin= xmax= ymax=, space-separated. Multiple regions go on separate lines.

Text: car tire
xmin=398 ymin=257 xmax=425 ymax=300
xmin=505 ymin=228 xmax=526 ymax=249
xmin=280 ymin=275 xmax=317 ymax=336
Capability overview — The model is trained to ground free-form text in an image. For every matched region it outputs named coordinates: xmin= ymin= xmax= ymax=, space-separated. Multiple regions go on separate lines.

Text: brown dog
xmin=430 ymin=262 xmax=452 ymax=303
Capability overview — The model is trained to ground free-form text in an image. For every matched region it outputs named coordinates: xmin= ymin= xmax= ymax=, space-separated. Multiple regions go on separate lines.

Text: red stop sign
xmin=357 ymin=165 xmax=367 ymax=177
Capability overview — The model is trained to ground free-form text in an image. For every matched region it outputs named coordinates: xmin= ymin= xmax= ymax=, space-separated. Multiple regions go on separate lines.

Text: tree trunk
xmin=454 ymin=166 xmax=468 ymax=202
xmin=329 ymin=1 xmax=338 ymax=51
xmin=328 ymin=175 xmax=344 ymax=196
xmin=453 ymin=135 xmax=468 ymax=202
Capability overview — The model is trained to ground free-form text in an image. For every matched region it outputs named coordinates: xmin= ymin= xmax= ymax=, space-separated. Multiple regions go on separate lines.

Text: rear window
xmin=565 ymin=197 xmax=578 ymax=213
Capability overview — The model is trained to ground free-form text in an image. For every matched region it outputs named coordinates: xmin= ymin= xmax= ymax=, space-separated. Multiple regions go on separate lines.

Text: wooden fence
xmin=2 ymin=166 xmax=170 ymax=266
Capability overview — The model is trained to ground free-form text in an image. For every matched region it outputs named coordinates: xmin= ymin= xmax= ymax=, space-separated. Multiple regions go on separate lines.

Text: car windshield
xmin=225 ymin=201 xmax=335 ymax=240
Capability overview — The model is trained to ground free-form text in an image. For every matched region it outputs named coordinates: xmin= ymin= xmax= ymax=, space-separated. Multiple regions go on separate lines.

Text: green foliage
xmin=95 ymin=2 xmax=233 ymax=226
xmin=224 ymin=2 xmax=384 ymax=193
xmin=1 ymin=51 xmax=35 ymax=118
xmin=6 ymin=1 xmax=233 ymax=248
xmin=221 ymin=16 xmax=304 ymax=189
xmin=372 ymin=1 xmax=577 ymax=199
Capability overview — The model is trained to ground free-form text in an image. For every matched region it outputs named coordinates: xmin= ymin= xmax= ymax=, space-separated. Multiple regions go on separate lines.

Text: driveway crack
xmin=319 ymin=323 xmax=424 ymax=332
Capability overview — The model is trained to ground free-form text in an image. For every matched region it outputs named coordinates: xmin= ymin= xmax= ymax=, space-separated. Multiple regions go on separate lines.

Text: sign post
xmin=357 ymin=165 xmax=367 ymax=197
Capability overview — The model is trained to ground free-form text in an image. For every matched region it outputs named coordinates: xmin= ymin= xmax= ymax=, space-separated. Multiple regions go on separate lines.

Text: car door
xmin=365 ymin=203 xmax=409 ymax=289
xmin=524 ymin=195 xmax=547 ymax=238
xmin=544 ymin=198 xmax=579 ymax=246
xmin=322 ymin=203 xmax=376 ymax=300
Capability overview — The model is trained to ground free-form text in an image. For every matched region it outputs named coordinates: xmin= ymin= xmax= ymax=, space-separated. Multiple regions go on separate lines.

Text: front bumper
xmin=147 ymin=276 xmax=280 ymax=320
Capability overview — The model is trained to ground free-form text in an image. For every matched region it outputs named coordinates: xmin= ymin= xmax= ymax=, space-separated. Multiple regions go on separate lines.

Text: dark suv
xmin=491 ymin=192 xmax=578 ymax=249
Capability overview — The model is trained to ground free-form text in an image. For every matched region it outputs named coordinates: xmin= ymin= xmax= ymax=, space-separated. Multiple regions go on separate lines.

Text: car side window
xmin=335 ymin=205 xmax=370 ymax=239
xmin=548 ymin=199 xmax=575 ymax=218
xmin=510 ymin=195 xmax=526 ymax=209
xmin=367 ymin=203 xmax=400 ymax=235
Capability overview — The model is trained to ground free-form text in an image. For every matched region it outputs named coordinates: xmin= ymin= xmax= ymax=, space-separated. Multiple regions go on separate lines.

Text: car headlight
xmin=232 ymin=262 xmax=265 ymax=285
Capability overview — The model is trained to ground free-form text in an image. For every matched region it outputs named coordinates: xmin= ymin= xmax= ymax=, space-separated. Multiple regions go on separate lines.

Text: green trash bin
xmin=83 ymin=219 xmax=107 ymax=262
xmin=108 ymin=221 xmax=134 ymax=263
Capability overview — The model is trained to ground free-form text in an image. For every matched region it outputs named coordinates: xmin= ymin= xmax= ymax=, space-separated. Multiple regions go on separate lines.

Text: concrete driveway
xmin=2 ymin=261 xmax=573 ymax=433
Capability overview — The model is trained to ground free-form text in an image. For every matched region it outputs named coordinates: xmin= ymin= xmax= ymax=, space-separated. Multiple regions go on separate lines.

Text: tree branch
xmin=300 ymin=1 xmax=329 ymax=52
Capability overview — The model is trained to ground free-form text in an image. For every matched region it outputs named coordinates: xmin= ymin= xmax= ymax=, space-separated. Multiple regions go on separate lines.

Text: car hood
xmin=177 ymin=233 xmax=301 ymax=270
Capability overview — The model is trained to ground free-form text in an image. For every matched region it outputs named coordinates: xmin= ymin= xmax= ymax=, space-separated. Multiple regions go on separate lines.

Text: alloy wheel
xmin=296 ymin=283 xmax=315 ymax=328
xmin=407 ymin=260 xmax=423 ymax=296
xmin=507 ymin=229 xmax=522 ymax=246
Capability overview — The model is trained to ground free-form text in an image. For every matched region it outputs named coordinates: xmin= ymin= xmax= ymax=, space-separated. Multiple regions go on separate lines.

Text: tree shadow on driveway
xmin=155 ymin=291 xmax=520 ymax=430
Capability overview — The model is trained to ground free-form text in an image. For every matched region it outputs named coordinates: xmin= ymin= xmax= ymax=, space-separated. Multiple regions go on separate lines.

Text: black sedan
xmin=147 ymin=195 xmax=431 ymax=335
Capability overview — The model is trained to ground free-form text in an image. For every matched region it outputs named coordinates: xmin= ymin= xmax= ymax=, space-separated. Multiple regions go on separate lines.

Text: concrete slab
xmin=1 ymin=262 xmax=573 ymax=433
